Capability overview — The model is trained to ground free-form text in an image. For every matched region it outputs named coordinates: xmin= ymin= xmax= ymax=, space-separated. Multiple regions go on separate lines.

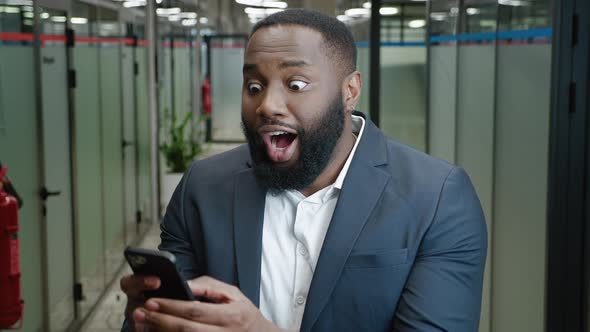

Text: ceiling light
xmin=362 ymin=2 xmax=371 ymax=9
xmin=244 ymin=7 xmax=283 ymax=15
xmin=156 ymin=7 xmax=181 ymax=16
xmin=344 ymin=8 xmax=370 ymax=17
xmin=51 ymin=16 xmax=67 ymax=22
xmin=70 ymin=17 xmax=88 ymax=24
xmin=430 ymin=12 xmax=447 ymax=21
xmin=0 ymin=6 xmax=20 ymax=14
xmin=408 ymin=19 xmax=426 ymax=28
xmin=180 ymin=12 xmax=197 ymax=19
xmin=168 ymin=15 xmax=181 ymax=22
xmin=480 ymin=20 xmax=496 ymax=28
xmin=101 ymin=23 xmax=117 ymax=30
xmin=199 ymin=17 xmax=208 ymax=24
xmin=23 ymin=11 xmax=33 ymax=18
xmin=2 ymin=0 xmax=32 ymax=5
xmin=41 ymin=12 xmax=49 ymax=19
xmin=123 ymin=0 xmax=146 ymax=8
xmin=236 ymin=0 xmax=287 ymax=8
xmin=22 ymin=5 xmax=32 ymax=11
xmin=498 ymin=0 xmax=530 ymax=6
xmin=379 ymin=7 xmax=398 ymax=15
xmin=260 ymin=1 xmax=287 ymax=8
xmin=181 ymin=18 xmax=197 ymax=26
xmin=23 ymin=18 xmax=32 ymax=25
xmin=156 ymin=0 xmax=163 ymax=3
xmin=337 ymin=15 xmax=351 ymax=22
xmin=450 ymin=7 xmax=459 ymax=15
xmin=466 ymin=8 xmax=481 ymax=15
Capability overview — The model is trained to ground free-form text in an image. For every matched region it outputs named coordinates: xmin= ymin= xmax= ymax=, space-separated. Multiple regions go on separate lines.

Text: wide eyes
xmin=246 ymin=80 xmax=309 ymax=95
xmin=247 ymin=83 xmax=263 ymax=94
xmin=288 ymin=80 xmax=308 ymax=91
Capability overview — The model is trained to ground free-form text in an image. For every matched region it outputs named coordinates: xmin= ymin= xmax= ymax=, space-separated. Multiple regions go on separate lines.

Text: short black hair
xmin=251 ymin=8 xmax=357 ymax=77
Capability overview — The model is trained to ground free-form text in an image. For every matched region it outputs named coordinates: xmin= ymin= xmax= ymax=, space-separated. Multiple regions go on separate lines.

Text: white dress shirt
xmin=259 ymin=115 xmax=366 ymax=331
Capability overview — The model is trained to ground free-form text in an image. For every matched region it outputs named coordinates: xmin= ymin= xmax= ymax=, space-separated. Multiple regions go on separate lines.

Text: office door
xmin=38 ymin=6 xmax=76 ymax=331
xmin=122 ymin=23 xmax=139 ymax=245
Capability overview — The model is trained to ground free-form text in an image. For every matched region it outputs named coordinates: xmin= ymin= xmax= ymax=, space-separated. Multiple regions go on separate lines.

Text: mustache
xmin=256 ymin=117 xmax=300 ymax=133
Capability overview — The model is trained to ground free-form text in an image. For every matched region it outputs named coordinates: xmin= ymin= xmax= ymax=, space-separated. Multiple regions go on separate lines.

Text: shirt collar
xmin=281 ymin=114 xmax=366 ymax=204
xmin=333 ymin=114 xmax=366 ymax=190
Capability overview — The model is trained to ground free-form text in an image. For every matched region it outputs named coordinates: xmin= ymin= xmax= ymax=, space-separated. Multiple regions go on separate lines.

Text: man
xmin=121 ymin=9 xmax=487 ymax=332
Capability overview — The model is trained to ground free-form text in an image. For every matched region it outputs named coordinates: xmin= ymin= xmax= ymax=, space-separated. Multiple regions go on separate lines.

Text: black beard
xmin=242 ymin=95 xmax=345 ymax=194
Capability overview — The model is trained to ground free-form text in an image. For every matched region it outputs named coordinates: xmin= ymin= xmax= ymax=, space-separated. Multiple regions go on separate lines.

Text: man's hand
xmin=120 ymin=274 xmax=161 ymax=331
xmin=132 ymin=276 xmax=283 ymax=332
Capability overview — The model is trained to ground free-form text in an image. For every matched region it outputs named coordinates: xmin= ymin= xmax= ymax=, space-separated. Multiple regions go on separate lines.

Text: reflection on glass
xmin=498 ymin=0 xmax=551 ymax=31
xmin=210 ymin=36 xmax=246 ymax=141
xmin=379 ymin=3 xmax=427 ymax=151
xmin=429 ymin=0 xmax=460 ymax=37
xmin=463 ymin=0 xmax=497 ymax=33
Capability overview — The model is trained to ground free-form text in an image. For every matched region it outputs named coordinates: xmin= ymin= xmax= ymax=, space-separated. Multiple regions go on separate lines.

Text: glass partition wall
xmin=0 ymin=1 xmax=159 ymax=330
xmin=0 ymin=1 xmax=45 ymax=331
xmin=345 ymin=1 xmax=427 ymax=151
xmin=341 ymin=0 xmax=554 ymax=330
xmin=427 ymin=1 xmax=553 ymax=331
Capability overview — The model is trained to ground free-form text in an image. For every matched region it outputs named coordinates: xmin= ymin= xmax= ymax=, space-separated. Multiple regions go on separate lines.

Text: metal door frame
xmin=546 ymin=0 xmax=590 ymax=330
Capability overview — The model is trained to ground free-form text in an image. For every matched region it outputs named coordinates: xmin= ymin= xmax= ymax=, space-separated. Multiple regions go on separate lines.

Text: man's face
xmin=241 ymin=25 xmax=345 ymax=192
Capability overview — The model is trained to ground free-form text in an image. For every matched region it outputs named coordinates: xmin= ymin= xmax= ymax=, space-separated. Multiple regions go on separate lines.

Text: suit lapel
xmin=300 ymin=119 xmax=391 ymax=332
xmin=232 ymin=167 xmax=266 ymax=307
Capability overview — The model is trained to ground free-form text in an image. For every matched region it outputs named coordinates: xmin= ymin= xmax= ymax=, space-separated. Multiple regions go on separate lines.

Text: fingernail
xmin=145 ymin=300 xmax=159 ymax=311
xmin=134 ymin=309 xmax=146 ymax=322
xmin=145 ymin=277 xmax=159 ymax=288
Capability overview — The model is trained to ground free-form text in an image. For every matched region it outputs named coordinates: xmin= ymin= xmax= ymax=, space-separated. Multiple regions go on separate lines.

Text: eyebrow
xmin=243 ymin=63 xmax=257 ymax=74
xmin=278 ymin=60 xmax=309 ymax=69
xmin=242 ymin=60 xmax=310 ymax=74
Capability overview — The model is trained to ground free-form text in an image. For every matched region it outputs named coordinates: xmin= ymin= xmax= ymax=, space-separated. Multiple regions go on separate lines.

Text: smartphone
xmin=124 ymin=246 xmax=195 ymax=301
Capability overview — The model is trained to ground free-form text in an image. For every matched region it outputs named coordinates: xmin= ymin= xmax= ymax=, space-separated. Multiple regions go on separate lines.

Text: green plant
xmin=160 ymin=111 xmax=205 ymax=173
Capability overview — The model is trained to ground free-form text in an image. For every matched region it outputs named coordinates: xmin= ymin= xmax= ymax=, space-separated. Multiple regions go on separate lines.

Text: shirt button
xmin=296 ymin=296 xmax=306 ymax=306
xmin=299 ymin=246 xmax=308 ymax=257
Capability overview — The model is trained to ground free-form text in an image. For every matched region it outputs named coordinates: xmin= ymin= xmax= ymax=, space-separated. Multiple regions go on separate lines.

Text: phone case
xmin=124 ymin=247 xmax=195 ymax=301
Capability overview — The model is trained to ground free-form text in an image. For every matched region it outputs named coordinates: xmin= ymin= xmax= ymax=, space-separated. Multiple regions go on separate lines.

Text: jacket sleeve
xmin=158 ymin=163 xmax=205 ymax=280
xmin=121 ymin=164 xmax=203 ymax=332
xmin=392 ymin=167 xmax=488 ymax=332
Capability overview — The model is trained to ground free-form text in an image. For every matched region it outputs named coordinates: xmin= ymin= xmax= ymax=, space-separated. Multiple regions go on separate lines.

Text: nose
xmin=256 ymin=84 xmax=288 ymax=119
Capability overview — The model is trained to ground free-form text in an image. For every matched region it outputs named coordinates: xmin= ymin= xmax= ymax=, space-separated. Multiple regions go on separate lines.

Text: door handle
xmin=122 ymin=140 xmax=134 ymax=148
xmin=39 ymin=187 xmax=61 ymax=201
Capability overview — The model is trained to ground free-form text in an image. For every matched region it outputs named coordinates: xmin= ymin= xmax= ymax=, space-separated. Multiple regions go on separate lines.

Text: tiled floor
xmin=79 ymin=224 xmax=161 ymax=332
xmin=79 ymin=143 xmax=242 ymax=332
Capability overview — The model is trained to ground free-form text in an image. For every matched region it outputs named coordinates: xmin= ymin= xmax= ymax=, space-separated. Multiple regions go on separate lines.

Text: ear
xmin=342 ymin=71 xmax=362 ymax=114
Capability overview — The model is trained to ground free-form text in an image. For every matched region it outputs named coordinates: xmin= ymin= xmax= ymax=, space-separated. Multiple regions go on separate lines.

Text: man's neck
xmin=299 ymin=120 xmax=355 ymax=197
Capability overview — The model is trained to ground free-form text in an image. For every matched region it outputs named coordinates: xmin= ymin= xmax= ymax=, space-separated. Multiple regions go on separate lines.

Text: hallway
xmin=79 ymin=224 xmax=159 ymax=332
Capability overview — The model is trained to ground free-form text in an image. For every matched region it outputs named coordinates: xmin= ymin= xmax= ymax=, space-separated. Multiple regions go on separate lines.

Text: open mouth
xmin=261 ymin=130 xmax=299 ymax=163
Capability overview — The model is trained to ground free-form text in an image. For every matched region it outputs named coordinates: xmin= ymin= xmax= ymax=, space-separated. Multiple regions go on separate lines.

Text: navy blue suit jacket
xmin=154 ymin=116 xmax=487 ymax=332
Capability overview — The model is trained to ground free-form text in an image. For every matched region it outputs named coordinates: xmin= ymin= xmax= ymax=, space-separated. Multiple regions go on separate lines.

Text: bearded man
xmin=121 ymin=8 xmax=487 ymax=332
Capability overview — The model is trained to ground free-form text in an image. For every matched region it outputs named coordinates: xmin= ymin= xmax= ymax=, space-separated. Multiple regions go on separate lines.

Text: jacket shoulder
xmin=185 ymin=144 xmax=251 ymax=184
xmin=385 ymin=139 xmax=455 ymax=183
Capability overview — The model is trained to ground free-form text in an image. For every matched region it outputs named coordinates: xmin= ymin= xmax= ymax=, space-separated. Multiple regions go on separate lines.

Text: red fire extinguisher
xmin=0 ymin=165 xmax=23 ymax=329
xmin=202 ymin=75 xmax=212 ymax=141
xmin=201 ymin=75 xmax=212 ymax=116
